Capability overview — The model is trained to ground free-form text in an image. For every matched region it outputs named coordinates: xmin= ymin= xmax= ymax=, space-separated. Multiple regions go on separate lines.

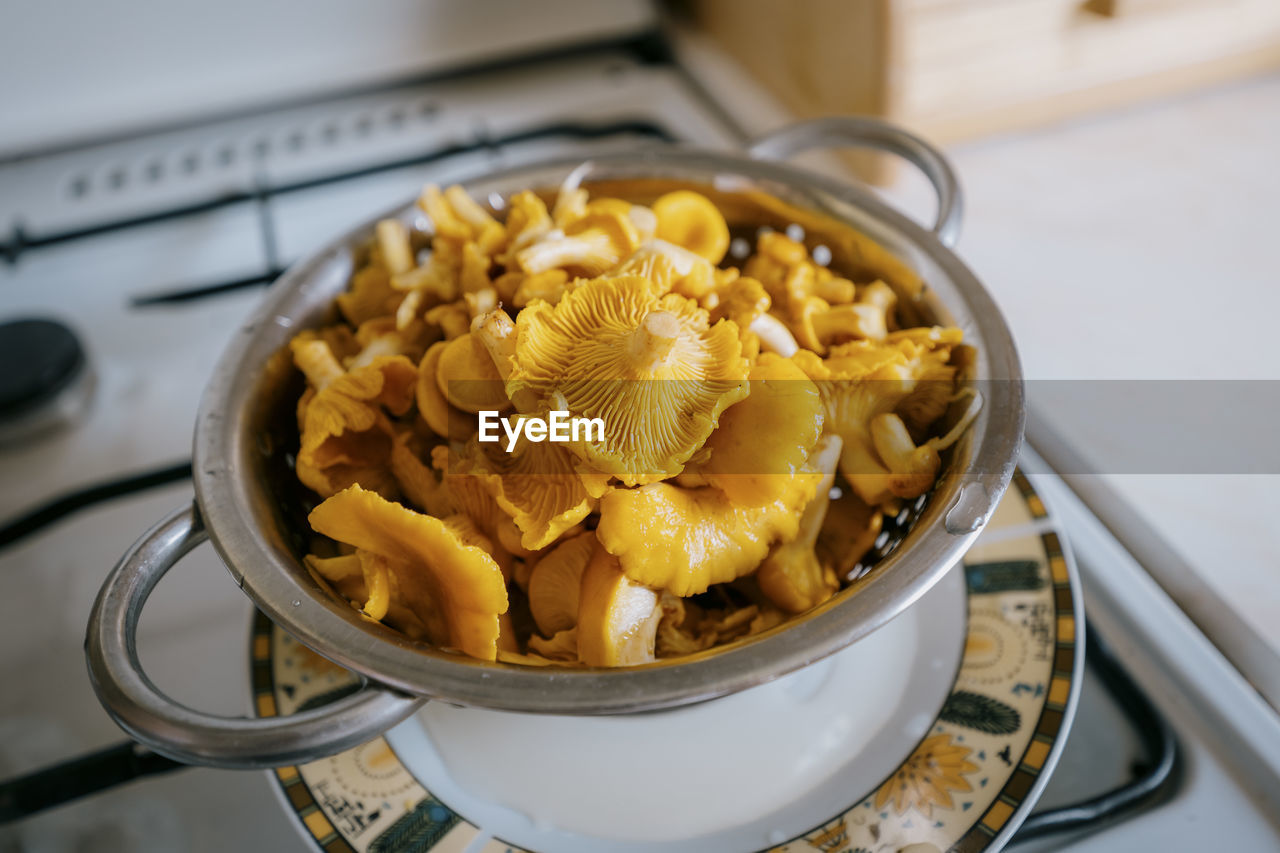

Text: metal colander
xmin=86 ymin=117 xmax=1024 ymax=768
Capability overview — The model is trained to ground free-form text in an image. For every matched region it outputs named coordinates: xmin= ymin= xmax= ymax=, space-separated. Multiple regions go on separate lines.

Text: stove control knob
xmin=0 ymin=317 xmax=95 ymax=445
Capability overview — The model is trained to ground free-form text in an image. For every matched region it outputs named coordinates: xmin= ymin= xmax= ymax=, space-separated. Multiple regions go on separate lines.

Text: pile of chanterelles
xmin=288 ymin=182 xmax=979 ymax=666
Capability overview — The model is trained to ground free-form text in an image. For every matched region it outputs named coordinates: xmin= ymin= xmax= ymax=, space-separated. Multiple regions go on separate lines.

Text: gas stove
xmin=1 ymin=33 xmax=1278 ymax=853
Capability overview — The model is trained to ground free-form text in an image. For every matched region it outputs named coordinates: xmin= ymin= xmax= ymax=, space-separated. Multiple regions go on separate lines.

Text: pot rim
xmin=193 ymin=143 xmax=1024 ymax=715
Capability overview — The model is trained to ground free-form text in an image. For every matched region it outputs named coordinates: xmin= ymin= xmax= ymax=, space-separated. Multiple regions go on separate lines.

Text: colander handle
xmin=85 ymin=503 xmax=424 ymax=769
xmin=747 ymin=116 xmax=964 ymax=248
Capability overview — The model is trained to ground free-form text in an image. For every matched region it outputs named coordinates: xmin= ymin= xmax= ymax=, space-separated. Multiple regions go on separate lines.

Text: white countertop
xmin=677 ymin=24 xmax=1280 ymax=668
xmin=884 ymin=75 xmax=1280 ymax=661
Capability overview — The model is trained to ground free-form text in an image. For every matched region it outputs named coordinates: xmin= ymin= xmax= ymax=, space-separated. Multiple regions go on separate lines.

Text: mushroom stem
xmin=464 ymin=287 xmax=499 ymax=319
xmin=349 ymin=333 xmax=402 ymax=371
xmin=756 ymin=434 xmax=844 ymax=613
xmin=749 ymin=313 xmax=799 ymax=357
xmin=473 ymin=309 xmax=517 ymax=379
xmin=628 ymin=311 xmax=681 ymax=371
xmin=293 ymin=339 xmax=346 ymax=389
xmin=375 ymin=219 xmax=414 ymax=276
xmin=812 ymin=303 xmax=887 ymax=346
xmin=796 ymin=435 xmax=844 ymax=545
xmin=395 ymin=288 xmax=424 ymax=331
xmin=928 ymin=389 xmax=984 ymax=452
xmin=517 ymin=230 xmax=617 ymax=275
xmin=840 ymin=435 xmax=894 ymax=506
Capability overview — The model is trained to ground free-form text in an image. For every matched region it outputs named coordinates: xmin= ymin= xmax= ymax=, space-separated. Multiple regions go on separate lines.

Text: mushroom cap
xmin=304 ymin=553 xmax=404 ymax=630
xmin=295 ymin=354 xmax=417 ymax=499
xmin=527 ymin=627 xmax=579 ymax=662
xmin=615 ymin=239 xmax=716 ymax=299
xmin=393 ymin=242 xmax=461 ymax=304
xmin=350 ymin=316 xmax=432 ymax=368
xmin=792 ymin=332 xmax=961 ymax=505
xmin=871 ymin=412 xmax=942 ymax=499
xmin=436 ymin=447 xmax=529 ymax=570
xmin=338 ymin=266 xmax=401 ymax=327
xmin=514 ymin=204 xmax=640 ymax=279
xmin=508 ymin=275 xmax=750 ymax=484
xmin=756 ymin=434 xmax=843 ymax=613
xmin=388 ymin=429 xmax=454 ymax=518
xmin=817 ymin=488 xmax=883 ymax=579
xmin=295 ymin=432 xmax=401 ymax=500
xmin=743 ymin=232 xmax=808 ymax=306
xmin=456 ymin=422 xmax=609 ymax=551
xmin=792 ymin=300 xmax=888 ymax=355
xmin=743 ymin=231 xmax=859 ymax=322
xmin=564 ymin=208 xmax=641 ymax=256
xmin=419 ymin=184 xmax=504 ymax=252
xmin=308 ymin=485 xmax=508 ymax=660
xmin=697 ymin=353 xmax=824 ymax=506
xmin=497 ymin=190 xmax=553 ymax=268
xmin=510 ymin=270 xmax=574 ymax=308
xmin=595 ymin=473 xmax=818 ymax=597
xmin=527 ymin=530 xmax=596 ymax=636
xmin=576 ymin=545 xmax=662 ymax=667
xmin=424 ymin=301 xmax=471 ymax=340
xmin=415 ymin=341 xmax=477 ymax=441
xmin=652 ymin=190 xmax=730 ymax=264
xmin=757 ymin=547 xmax=835 ymax=614
xmin=710 ymin=275 xmax=771 ymax=329
xmin=435 ymin=332 xmax=512 ymax=414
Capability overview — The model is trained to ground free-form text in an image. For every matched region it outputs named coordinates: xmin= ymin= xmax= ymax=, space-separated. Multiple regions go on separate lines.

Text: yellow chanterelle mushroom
xmin=576 ymin=545 xmax=662 ymax=667
xmin=527 ymin=530 xmax=596 ymax=637
xmin=311 ymin=484 xmax=509 ymax=655
xmin=309 ymin=485 xmax=509 ymax=660
xmin=757 ymin=435 xmax=844 ymax=613
xmin=794 ymin=331 xmax=962 ymax=507
xmin=292 ymin=180 xmax=977 ymax=667
xmin=506 ymin=274 xmax=749 ymax=484
xmin=292 ymin=339 xmax=417 ymax=499
xmin=595 ymin=470 xmax=818 ymax=598
xmin=435 ymin=332 xmax=511 ymax=415
xmin=415 ymin=341 xmax=478 ymax=440
xmin=455 ymin=419 xmax=609 ymax=551
xmin=694 ymin=353 xmax=824 ymax=506
xmin=652 ymin=190 xmax=730 ymax=265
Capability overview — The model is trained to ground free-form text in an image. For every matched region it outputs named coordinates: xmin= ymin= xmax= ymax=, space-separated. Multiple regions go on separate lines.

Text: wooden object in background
xmin=685 ymin=0 xmax=1280 ymax=182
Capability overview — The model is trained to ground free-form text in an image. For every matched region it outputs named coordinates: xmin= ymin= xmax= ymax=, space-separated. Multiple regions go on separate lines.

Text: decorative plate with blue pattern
xmin=253 ymin=469 xmax=1081 ymax=853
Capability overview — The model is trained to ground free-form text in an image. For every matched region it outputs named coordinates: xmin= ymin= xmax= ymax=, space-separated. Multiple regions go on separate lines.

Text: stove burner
xmin=0 ymin=317 xmax=95 ymax=445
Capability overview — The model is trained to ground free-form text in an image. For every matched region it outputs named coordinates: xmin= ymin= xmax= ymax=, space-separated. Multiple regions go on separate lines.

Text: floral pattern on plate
xmin=253 ymin=469 xmax=1080 ymax=853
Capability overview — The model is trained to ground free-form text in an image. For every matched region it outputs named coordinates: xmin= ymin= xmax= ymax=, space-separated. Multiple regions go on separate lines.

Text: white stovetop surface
xmin=681 ymin=22 xmax=1280 ymax=663
xmin=909 ymin=74 xmax=1280 ymax=660
xmin=1 ymin=39 xmax=1277 ymax=850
